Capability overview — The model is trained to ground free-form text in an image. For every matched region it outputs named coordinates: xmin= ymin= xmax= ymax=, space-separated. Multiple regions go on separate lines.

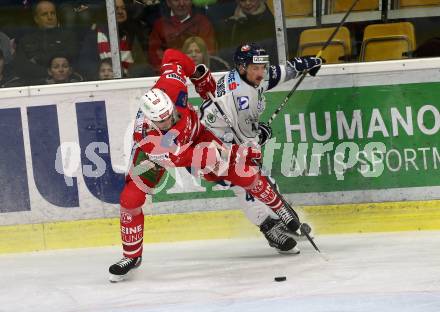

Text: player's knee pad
xmin=120 ymin=181 xmax=147 ymax=209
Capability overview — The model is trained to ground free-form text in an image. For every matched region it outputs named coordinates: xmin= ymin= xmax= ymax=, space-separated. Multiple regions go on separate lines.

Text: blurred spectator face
xmin=34 ymin=1 xmax=58 ymax=29
xmin=238 ymin=0 xmax=262 ymax=15
xmin=115 ymin=0 xmax=128 ymax=23
xmin=241 ymin=63 xmax=266 ymax=86
xmin=185 ymin=42 xmax=204 ymax=65
xmin=166 ymin=0 xmax=192 ymax=20
xmin=48 ymin=57 xmax=72 ymax=83
xmin=99 ymin=62 xmax=114 ymax=80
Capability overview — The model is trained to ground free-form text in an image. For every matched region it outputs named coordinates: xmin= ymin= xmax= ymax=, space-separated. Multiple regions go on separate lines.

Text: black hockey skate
xmin=284 ymin=222 xmax=314 ymax=241
xmin=274 ymin=205 xmax=301 ymax=232
xmin=260 ymin=217 xmax=299 ymax=254
xmin=109 ymin=256 xmax=142 ymax=282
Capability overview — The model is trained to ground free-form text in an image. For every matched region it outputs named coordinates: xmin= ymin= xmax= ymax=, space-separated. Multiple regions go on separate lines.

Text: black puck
xmin=274 ymin=276 xmax=286 ymax=282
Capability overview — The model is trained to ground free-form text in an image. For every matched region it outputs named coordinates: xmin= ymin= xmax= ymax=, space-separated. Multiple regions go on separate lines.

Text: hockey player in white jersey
xmin=198 ymin=43 xmax=322 ymax=254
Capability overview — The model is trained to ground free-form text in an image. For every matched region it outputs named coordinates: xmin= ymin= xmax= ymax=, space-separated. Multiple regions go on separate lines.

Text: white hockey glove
xmin=288 ymin=56 xmax=323 ymax=77
xmin=258 ymin=122 xmax=272 ymax=146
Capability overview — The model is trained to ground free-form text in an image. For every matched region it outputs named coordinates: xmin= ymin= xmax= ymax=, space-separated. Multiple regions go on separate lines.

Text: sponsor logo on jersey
xmin=166 ymin=73 xmax=186 ymax=85
xmin=229 ymin=82 xmax=238 ymax=90
xmin=257 ymin=89 xmax=265 ymax=112
xmin=136 ymin=109 xmax=143 ymax=119
xmin=207 ymin=113 xmax=216 ymax=123
xmin=238 ymin=96 xmax=250 ymax=110
xmin=227 ymin=71 xmax=238 ymax=90
xmin=135 ymin=123 xmax=143 ymax=133
xmin=217 ymin=78 xmax=226 ymax=96
xmin=134 ymin=110 xmax=144 ymax=133
xmin=270 ymin=65 xmax=278 ymax=79
xmin=257 ymin=101 xmax=264 ymax=112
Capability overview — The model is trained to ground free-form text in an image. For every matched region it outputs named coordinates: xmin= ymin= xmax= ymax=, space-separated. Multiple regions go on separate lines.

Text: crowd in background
xmin=4 ymin=0 xmax=438 ymax=89
xmin=0 ymin=0 xmax=277 ymax=88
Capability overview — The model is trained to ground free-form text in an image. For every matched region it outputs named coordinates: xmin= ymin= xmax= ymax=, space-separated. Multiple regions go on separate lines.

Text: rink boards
xmin=1 ymin=59 xmax=440 ymax=253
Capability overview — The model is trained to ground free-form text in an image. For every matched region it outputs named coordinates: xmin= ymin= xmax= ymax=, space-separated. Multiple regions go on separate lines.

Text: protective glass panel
xmin=284 ymin=0 xmax=440 ymax=64
xmin=0 ymin=1 xmax=108 ymax=88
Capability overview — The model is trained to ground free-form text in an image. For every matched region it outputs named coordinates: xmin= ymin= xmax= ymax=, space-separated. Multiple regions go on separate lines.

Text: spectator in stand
xmin=130 ymin=0 xmax=161 ymax=52
xmin=43 ymin=55 xmax=83 ymax=84
xmin=203 ymin=0 xmax=236 ymax=29
xmin=0 ymin=32 xmax=14 ymax=66
xmin=98 ymin=58 xmax=114 ymax=80
xmin=0 ymin=50 xmax=23 ymax=88
xmin=14 ymin=0 xmax=78 ymax=84
xmin=217 ymin=0 xmax=277 ymax=64
xmin=0 ymin=31 xmax=23 ymax=88
xmin=148 ymin=0 xmax=216 ymax=72
xmin=78 ymin=0 xmax=149 ymax=79
xmin=181 ymin=36 xmax=230 ymax=72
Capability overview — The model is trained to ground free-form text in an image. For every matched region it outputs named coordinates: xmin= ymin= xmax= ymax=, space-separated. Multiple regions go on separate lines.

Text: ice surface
xmin=1 ymin=231 xmax=440 ymax=312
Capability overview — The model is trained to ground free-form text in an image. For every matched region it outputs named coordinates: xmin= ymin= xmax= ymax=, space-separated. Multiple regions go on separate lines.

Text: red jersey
xmin=132 ymin=49 xmax=212 ymax=168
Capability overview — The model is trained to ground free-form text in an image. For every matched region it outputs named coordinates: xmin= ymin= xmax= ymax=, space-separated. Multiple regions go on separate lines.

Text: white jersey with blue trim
xmin=200 ymin=63 xmax=297 ymax=144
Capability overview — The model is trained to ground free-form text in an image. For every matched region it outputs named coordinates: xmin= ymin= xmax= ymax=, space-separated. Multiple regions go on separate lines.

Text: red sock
xmin=120 ymin=211 xmax=144 ymax=258
xmin=248 ymin=176 xmax=283 ymax=212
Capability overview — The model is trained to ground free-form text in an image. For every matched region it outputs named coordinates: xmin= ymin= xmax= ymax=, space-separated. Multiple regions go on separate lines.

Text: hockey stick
xmin=267 ymin=0 xmax=361 ymax=126
xmin=206 ymin=93 xmax=321 ymax=254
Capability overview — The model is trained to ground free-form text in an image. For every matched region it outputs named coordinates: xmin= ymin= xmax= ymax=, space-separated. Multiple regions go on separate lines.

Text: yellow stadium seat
xmin=360 ymin=22 xmax=416 ymax=62
xmin=298 ymin=26 xmax=351 ymax=64
xmin=266 ymin=0 xmax=313 ymax=17
xmin=399 ymin=0 xmax=440 ymax=8
xmin=330 ymin=0 xmax=379 ymax=13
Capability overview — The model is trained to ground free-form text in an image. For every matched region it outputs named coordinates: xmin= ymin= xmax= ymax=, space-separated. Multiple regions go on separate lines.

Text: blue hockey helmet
xmin=233 ymin=43 xmax=270 ymax=69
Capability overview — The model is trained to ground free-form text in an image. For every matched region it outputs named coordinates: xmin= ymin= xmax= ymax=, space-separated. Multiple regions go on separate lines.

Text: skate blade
xmin=278 ymin=247 xmax=300 ymax=255
xmin=109 ymin=273 xmax=127 ymax=283
xmin=109 ymin=259 xmax=142 ymax=283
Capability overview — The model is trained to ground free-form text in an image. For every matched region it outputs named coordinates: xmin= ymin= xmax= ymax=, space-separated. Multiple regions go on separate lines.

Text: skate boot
xmin=259 ymin=217 xmax=300 ymax=254
xmin=109 ymin=256 xmax=142 ymax=282
xmin=274 ymin=205 xmax=301 ymax=232
xmin=284 ymin=222 xmax=314 ymax=241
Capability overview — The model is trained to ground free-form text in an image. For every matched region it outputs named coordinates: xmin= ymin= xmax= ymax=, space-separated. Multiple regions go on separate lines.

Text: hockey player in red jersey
xmin=108 ymin=49 xmax=303 ymax=282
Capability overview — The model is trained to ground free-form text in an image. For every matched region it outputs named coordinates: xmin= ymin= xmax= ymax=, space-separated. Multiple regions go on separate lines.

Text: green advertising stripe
xmin=256 ymin=83 xmax=440 ymax=194
xmin=1 ymin=200 xmax=440 ymax=254
xmin=187 ymin=84 xmax=440 ymax=204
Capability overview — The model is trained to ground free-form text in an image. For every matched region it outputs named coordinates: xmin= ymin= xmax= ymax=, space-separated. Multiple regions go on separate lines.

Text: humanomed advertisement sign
xmin=263 ymin=82 xmax=440 ymax=193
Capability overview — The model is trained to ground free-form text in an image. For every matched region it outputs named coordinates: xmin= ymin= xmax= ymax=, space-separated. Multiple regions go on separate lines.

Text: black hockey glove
xmin=288 ymin=56 xmax=323 ymax=77
xmin=258 ymin=122 xmax=272 ymax=146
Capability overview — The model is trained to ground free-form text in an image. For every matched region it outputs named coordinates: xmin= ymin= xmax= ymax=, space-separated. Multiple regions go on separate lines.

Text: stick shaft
xmin=267 ymin=0 xmax=361 ymax=126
